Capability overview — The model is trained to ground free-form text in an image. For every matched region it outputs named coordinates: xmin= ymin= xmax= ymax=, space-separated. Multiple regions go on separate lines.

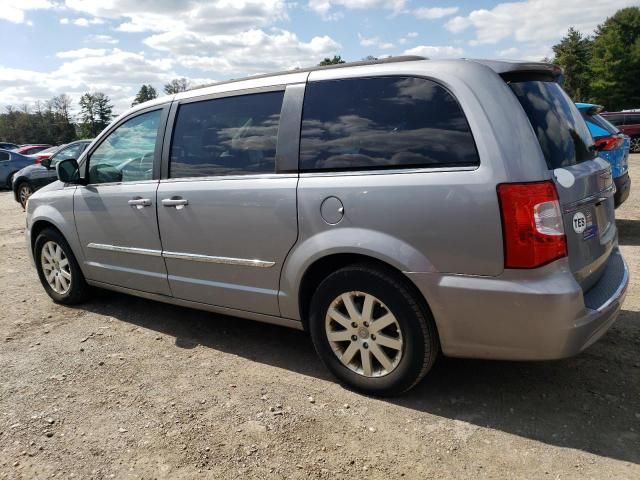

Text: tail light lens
xmin=594 ymin=135 xmax=623 ymax=151
xmin=497 ymin=181 xmax=567 ymax=269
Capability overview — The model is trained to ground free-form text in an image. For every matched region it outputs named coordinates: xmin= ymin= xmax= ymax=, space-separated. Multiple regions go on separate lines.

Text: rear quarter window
xmin=510 ymin=81 xmax=596 ymax=169
xmin=300 ymin=76 xmax=479 ymax=172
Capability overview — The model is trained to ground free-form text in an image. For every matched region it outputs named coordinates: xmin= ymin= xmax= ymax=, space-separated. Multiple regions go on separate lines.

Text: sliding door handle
xmin=162 ymin=197 xmax=189 ymax=209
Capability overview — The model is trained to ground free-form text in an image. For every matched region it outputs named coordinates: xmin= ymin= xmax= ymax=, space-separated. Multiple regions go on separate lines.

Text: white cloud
xmin=309 ymin=0 xmax=406 ymax=18
xmin=85 ymin=34 xmax=119 ymax=45
xmin=358 ymin=33 xmax=394 ymax=50
xmin=60 ymin=17 xmax=69 ymax=24
xmin=0 ymin=49 xmax=183 ymax=113
xmin=0 ymin=0 xmax=53 ymax=24
xmin=414 ymin=6 xmax=459 ymax=20
xmin=398 ymin=31 xmax=418 ymax=44
xmin=56 ymin=48 xmax=107 ymax=59
xmin=497 ymin=47 xmax=519 ymax=57
xmin=445 ymin=0 xmax=637 ymax=45
xmin=145 ymin=29 xmax=341 ymax=76
xmin=404 ymin=45 xmax=464 ymax=58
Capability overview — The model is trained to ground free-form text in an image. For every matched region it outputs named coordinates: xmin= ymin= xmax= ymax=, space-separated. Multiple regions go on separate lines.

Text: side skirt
xmin=86 ymin=279 xmax=305 ymax=331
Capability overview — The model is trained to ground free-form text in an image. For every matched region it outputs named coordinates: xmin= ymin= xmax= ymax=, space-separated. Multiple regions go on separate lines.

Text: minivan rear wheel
xmin=17 ymin=182 xmax=32 ymax=208
xmin=34 ymin=228 xmax=90 ymax=305
xmin=309 ymin=264 xmax=439 ymax=396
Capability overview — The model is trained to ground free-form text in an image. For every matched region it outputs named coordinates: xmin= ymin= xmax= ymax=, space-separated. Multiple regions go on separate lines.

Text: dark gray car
xmin=12 ymin=140 xmax=92 ymax=208
xmin=24 ymin=57 xmax=629 ymax=395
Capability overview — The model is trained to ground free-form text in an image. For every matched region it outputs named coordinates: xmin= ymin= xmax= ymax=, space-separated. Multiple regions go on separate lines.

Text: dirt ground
xmin=0 ymin=157 xmax=638 ymax=480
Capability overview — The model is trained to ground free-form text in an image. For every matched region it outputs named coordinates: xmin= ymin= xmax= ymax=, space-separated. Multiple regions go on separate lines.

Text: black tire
xmin=34 ymin=228 xmax=90 ymax=305
xmin=308 ymin=263 xmax=439 ymax=396
xmin=17 ymin=182 xmax=33 ymax=209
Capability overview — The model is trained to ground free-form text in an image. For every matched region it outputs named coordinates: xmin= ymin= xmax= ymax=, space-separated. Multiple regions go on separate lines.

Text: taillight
xmin=594 ymin=135 xmax=623 ymax=151
xmin=497 ymin=181 xmax=567 ymax=269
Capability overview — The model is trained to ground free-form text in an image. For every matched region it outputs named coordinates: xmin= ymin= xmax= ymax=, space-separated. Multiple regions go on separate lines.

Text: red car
xmin=29 ymin=145 xmax=63 ymax=163
xmin=601 ymin=111 xmax=640 ymax=153
xmin=14 ymin=144 xmax=52 ymax=156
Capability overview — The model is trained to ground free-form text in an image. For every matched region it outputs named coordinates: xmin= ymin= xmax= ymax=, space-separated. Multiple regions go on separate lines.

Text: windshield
xmin=509 ymin=81 xmax=596 ymax=169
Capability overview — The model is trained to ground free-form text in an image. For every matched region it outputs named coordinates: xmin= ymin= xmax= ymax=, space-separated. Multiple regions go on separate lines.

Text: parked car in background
xmin=30 ymin=145 xmax=64 ymax=164
xmin=0 ymin=149 xmax=36 ymax=189
xmin=601 ymin=111 xmax=640 ymax=152
xmin=0 ymin=142 xmax=19 ymax=150
xmin=25 ymin=58 xmax=628 ymax=395
xmin=14 ymin=144 xmax=53 ymax=156
xmin=576 ymin=103 xmax=631 ymax=207
xmin=12 ymin=140 xmax=92 ymax=208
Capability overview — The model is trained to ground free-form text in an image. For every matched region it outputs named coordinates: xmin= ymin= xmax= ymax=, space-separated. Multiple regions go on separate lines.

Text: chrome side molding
xmin=87 ymin=243 xmax=162 ymax=257
xmin=87 ymin=243 xmax=275 ymax=268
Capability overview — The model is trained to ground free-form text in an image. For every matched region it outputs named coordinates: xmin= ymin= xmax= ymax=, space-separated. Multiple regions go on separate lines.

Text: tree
xmin=362 ymin=55 xmax=378 ymax=61
xmin=590 ymin=7 xmax=640 ymax=110
xmin=79 ymin=92 xmax=114 ymax=138
xmin=164 ymin=78 xmax=190 ymax=94
xmin=552 ymin=27 xmax=593 ymax=101
xmin=132 ymin=84 xmax=158 ymax=106
xmin=319 ymin=55 xmax=346 ymax=66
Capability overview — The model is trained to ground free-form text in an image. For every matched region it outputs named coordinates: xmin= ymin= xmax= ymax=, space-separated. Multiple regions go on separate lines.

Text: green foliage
xmin=319 ymin=55 xmax=346 ymax=66
xmin=164 ymin=78 xmax=190 ymax=94
xmin=0 ymin=95 xmax=76 ymax=145
xmin=552 ymin=27 xmax=593 ymax=101
xmin=590 ymin=7 xmax=640 ymax=110
xmin=79 ymin=92 xmax=114 ymax=138
xmin=132 ymin=84 xmax=158 ymax=106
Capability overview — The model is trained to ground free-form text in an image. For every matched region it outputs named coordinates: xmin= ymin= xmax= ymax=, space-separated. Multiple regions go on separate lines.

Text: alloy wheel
xmin=19 ymin=184 xmax=32 ymax=208
xmin=40 ymin=241 xmax=72 ymax=294
xmin=631 ymin=137 xmax=640 ymax=153
xmin=325 ymin=291 xmax=403 ymax=377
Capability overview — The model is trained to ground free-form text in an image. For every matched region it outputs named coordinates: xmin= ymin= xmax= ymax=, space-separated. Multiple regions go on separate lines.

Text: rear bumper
xmin=614 ymin=172 xmax=630 ymax=208
xmin=406 ymin=248 xmax=629 ymax=360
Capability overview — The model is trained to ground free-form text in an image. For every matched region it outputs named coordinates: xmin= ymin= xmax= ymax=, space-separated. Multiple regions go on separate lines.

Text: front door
xmin=156 ymin=90 xmax=297 ymax=315
xmin=74 ymin=107 xmax=171 ymax=295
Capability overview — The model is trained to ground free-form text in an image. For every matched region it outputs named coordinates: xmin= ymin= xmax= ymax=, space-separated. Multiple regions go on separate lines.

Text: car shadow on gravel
xmin=75 ymin=290 xmax=640 ymax=465
xmin=617 ymin=219 xmax=640 ymax=246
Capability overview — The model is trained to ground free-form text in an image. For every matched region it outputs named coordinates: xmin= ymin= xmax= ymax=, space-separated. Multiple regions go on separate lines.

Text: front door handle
xmin=128 ymin=197 xmax=151 ymax=209
xmin=162 ymin=197 xmax=189 ymax=209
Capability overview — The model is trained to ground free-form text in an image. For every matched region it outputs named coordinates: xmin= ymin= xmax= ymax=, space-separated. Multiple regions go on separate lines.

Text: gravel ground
xmin=1 ymin=156 xmax=639 ymax=479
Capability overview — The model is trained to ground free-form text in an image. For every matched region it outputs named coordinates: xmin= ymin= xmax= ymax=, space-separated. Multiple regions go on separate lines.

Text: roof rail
xmin=190 ymin=55 xmax=427 ymax=91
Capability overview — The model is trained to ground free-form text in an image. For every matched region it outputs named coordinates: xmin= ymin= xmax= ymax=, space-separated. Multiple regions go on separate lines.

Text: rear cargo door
xmin=510 ymin=80 xmax=617 ymax=290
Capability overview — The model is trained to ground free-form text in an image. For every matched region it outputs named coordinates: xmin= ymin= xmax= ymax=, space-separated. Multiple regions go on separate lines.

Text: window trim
xmin=80 ymin=103 xmax=170 ymax=186
xmin=161 ymin=85 xmax=288 ymax=181
xmin=298 ymin=75 xmax=481 ymax=174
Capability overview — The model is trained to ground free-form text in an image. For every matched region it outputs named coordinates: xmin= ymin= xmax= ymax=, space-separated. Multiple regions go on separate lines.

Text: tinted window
xmin=89 ymin=110 xmax=161 ymax=184
xmin=170 ymin=91 xmax=283 ymax=178
xmin=626 ymin=114 xmax=640 ymax=125
xmin=0 ymin=151 xmax=9 ymax=161
xmin=300 ymin=77 xmax=479 ymax=172
xmin=510 ymin=81 xmax=595 ymax=169
xmin=603 ymin=114 xmax=624 ymax=126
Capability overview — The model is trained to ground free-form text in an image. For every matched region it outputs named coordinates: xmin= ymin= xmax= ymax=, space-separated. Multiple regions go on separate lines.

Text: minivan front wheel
xmin=309 ymin=264 xmax=439 ymax=396
xmin=34 ymin=228 xmax=89 ymax=304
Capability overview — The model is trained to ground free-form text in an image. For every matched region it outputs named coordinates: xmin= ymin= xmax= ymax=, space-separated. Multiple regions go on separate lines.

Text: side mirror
xmin=56 ymin=158 xmax=80 ymax=184
xmin=40 ymin=158 xmax=51 ymax=169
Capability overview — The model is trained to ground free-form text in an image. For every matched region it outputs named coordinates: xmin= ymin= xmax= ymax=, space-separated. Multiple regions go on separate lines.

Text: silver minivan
xmin=25 ymin=57 xmax=629 ymax=395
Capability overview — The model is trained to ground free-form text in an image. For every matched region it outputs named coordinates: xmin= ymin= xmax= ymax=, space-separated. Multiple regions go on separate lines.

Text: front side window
xmin=51 ymin=143 xmax=86 ymax=165
xmin=0 ymin=151 xmax=9 ymax=162
xmin=88 ymin=110 xmax=161 ymax=184
xmin=300 ymin=76 xmax=479 ymax=172
xmin=169 ymin=91 xmax=284 ymax=179
xmin=603 ymin=114 xmax=624 ymax=126
xmin=627 ymin=114 xmax=640 ymax=125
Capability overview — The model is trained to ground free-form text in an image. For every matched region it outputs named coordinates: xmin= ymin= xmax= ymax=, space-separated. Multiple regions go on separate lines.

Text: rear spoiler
xmin=469 ymin=59 xmax=564 ymax=83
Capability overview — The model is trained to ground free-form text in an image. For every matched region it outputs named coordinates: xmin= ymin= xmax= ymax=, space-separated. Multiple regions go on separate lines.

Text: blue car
xmin=0 ymin=149 xmax=35 ymax=189
xmin=576 ymin=102 xmax=631 ymax=207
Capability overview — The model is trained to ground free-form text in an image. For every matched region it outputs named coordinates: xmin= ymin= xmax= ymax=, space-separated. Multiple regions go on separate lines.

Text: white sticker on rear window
xmin=554 ymin=168 xmax=575 ymax=188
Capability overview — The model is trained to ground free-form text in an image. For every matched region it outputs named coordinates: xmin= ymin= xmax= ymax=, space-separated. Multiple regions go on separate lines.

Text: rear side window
xmin=510 ymin=81 xmax=595 ymax=169
xmin=170 ymin=91 xmax=284 ymax=178
xmin=300 ymin=76 xmax=479 ymax=172
xmin=626 ymin=114 xmax=640 ymax=125
xmin=589 ymin=114 xmax=620 ymax=136
xmin=0 ymin=151 xmax=9 ymax=161
xmin=603 ymin=114 xmax=625 ymax=126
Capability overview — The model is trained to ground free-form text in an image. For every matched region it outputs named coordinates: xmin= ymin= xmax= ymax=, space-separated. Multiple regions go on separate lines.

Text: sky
xmin=0 ymin=0 xmax=637 ymax=115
